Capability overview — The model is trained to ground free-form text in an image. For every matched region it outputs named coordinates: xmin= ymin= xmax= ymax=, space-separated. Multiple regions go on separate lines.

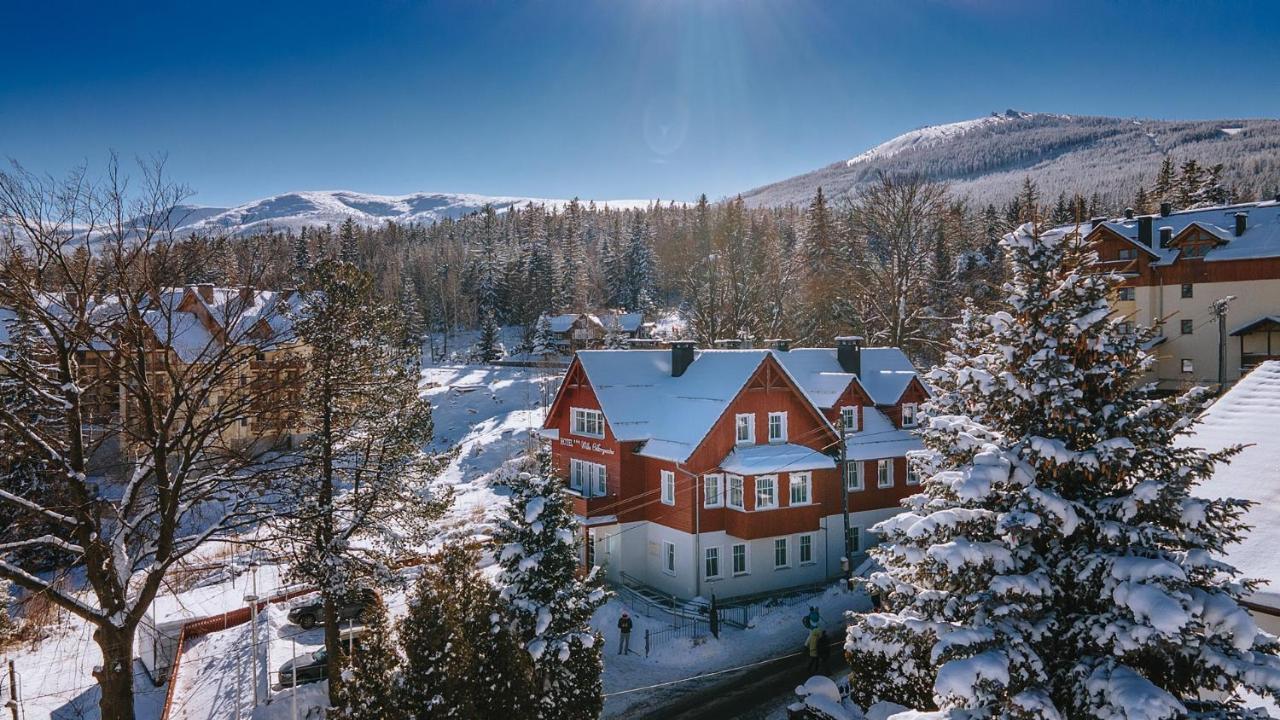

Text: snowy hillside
xmin=167 ymin=190 xmax=659 ymax=236
xmin=742 ymin=110 xmax=1280 ymax=208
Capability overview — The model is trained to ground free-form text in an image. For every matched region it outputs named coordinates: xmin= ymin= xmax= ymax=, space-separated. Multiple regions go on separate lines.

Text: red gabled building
xmin=540 ymin=337 xmax=927 ymax=600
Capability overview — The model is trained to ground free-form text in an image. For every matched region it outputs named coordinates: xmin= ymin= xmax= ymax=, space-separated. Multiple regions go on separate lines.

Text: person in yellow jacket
xmin=805 ymin=626 xmax=822 ymax=673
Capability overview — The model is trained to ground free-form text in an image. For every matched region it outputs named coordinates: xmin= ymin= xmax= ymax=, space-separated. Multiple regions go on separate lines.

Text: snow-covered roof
xmin=1184 ymin=361 xmax=1280 ymax=611
xmin=844 ymin=407 xmax=923 ymax=461
xmin=602 ymin=312 xmax=645 ymax=333
xmin=1230 ymin=316 xmax=1280 ymax=337
xmin=573 ymin=349 xmax=829 ymax=463
xmin=719 ymin=442 xmax=837 ymax=476
xmin=542 ymin=313 xmax=602 ymax=333
xmin=770 ymin=347 xmax=920 ymax=407
xmin=1056 ymin=200 xmax=1280 ymax=266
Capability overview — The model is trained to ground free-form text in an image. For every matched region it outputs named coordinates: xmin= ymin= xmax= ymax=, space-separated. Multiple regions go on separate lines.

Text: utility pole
xmin=1212 ymin=295 xmax=1237 ymax=385
xmin=838 ymin=415 xmax=851 ymax=587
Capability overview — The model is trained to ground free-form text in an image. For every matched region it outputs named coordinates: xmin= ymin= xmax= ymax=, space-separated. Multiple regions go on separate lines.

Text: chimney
xmin=1235 ymin=212 xmax=1247 ymax=237
xmin=770 ymin=338 xmax=791 ymax=352
xmin=1159 ymin=227 xmax=1173 ymax=248
xmin=1090 ymin=216 xmax=1106 ymax=229
xmin=1138 ymin=216 xmax=1153 ymax=247
xmin=835 ymin=336 xmax=863 ymax=376
xmin=1124 ymin=207 xmax=1135 ymax=220
xmin=197 ymin=283 xmax=214 ymax=303
xmin=714 ymin=338 xmax=742 ymax=350
xmin=670 ymin=340 xmax=696 ymax=377
xmin=1160 ymin=202 xmax=1172 ymax=217
xmin=239 ymin=285 xmax=255 ymax=303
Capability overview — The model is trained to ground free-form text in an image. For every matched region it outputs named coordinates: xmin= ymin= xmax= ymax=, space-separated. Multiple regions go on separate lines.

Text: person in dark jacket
xmin=617 ymin=612 xmax=633 ymax=654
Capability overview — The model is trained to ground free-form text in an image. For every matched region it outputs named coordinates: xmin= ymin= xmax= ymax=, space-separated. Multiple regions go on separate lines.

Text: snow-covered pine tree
xmin=399 ymin=543 xmax=535 ymax=720
xmin=560 ymin=198 xmax=586 ymax=312
xmin=399 ymin=273 xmax=424 ymax=352
xmin=1132 ymin=185 xmax=1153 ymax=215
xmin=845 ymin=221 xmax=1280 ymax=717
xmin=532 ymin=314 xmax=557 ymax=357
xmin=294 ymin=228 xmax=312 ymax=283
xmin=1178 ymin=159 xmax=1206 ymax=210
xmin=0 ymin=578 xmax=16 ymax=647
xmin=334 ymin=595 xmax=403 ymax=720
xmin=602 ymin=319 xmax=627 ymax=349
xmin=1155 ymin=155 xmax=1177 ymax=206
xmin=474 ymin=309 xmax=504 ymax=363
xmin=624 ymin=213 xmax=657 ymax=312
xmin=339 ymin=216 xmax=361 ymax=265
xmin=495 ymin=450 xmax=607 ymax=720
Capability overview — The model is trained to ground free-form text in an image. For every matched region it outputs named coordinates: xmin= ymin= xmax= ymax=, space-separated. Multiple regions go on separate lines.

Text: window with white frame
xmin=571 ymin=407 xmax=605 ymax=438
xmin=767 ymin=412 xmax=787 ymax=443
xmin=877 ymin=459 xmax=893 ymax=488
xmin=732 ymin=543 xmax=748 ymax=575
xmin=901 ymin=403 xmax=918 ymax=428
xmin=703 ymin=474 xmax=724 ymax=508
xmin=727 ymin=475 xmax=745 ymax=509
xmin=755 ymin=475 xmax=778 ymax=509
xmin=660 ymin=469 xmax=676 ymax=505
xmin=704 ymin=546 xmax=721 ymax=579
xmin=845 ymin=461 xmax=864 ymax=491
xmin=788 ymin=472 xmax=811 ymax=505
xmin=662 ymin=541 xmax=676 ymax=574
xmin=569 ymin=458 xmax=607 ymax=497
xmin=840 ymin=406 xmax=859 ymax=434
xmin=735 ymin=413 xmax=755 ymax=444
xmin=906 ymin=462 xmax=921 ymax=485
xmin=799 ymin=533 xmax=814 ymax=565
xmin=773 ymin=537 xmax=789 ymax=568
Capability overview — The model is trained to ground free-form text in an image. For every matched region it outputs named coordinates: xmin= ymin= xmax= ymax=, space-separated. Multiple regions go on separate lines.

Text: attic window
xmin=1118 ymin=249 xmax=1137 ymax=261
xmin=901 ymin=403 xmax=918 ymax=428
xmin=571 ymin=407 xmax=605 ymax=438
xmin=735 ymin=413 xmax=755 ymax=445
xmin=840 ymin=406 xmax=859 ymax=434
xmin=767 ymin=412 xmax=787 ymax=443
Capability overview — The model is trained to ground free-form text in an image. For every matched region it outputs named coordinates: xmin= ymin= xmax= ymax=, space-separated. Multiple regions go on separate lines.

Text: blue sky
xmin=3 ymin=0 xmax=1278 ymax=207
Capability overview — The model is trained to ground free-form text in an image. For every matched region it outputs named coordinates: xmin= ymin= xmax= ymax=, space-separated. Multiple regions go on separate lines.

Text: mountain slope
xmin=168 ymin=190 xmax=656 ymax=236
xmin=741 ymin=110 xmax=1280 ymax=208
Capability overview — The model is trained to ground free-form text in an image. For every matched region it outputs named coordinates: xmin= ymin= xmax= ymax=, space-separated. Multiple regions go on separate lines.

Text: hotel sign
xmin=560 ymin=438 xmax=616 ymax=456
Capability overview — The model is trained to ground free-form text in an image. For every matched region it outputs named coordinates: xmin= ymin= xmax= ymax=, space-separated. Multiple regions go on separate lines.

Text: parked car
xmin=277 ymin=628 xmax=367 ymax=687
xmin=286 ymin=588 xmax=378 ymax=629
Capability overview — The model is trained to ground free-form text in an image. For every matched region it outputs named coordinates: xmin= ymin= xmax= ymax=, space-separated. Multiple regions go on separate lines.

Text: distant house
xmin=1063 ymin=198 xmax=1280 ymax=388
xmin=1184 ymin=360 xmax=1280 ymax=635
xmin=540 ymin=336 xmax=927 ymax=600
xmin=540 ymin=313 xmax=605 ymax=353
xmin=601 ymin=311 xmax=649 ymax=341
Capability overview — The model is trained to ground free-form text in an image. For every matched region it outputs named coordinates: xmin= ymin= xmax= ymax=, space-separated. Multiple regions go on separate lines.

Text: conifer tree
xmin=334 ymin=596 xmax=403 ymax=720
xmin=294 ymin=228 xmax=311 ymax=283
xmin=1178 ymin=159 xmax=1206 ymax=209
xmin=532 ymin=313 xmax=557 ymax=356
xmin=0 ymin=579 xmax=16 ymax=646
xmin=797 ymin=186 xmax=846 ymax=344
xmin=1018 ymin=176 xmax=1040 ymax=224
xmin=339 ymin=217 xmax=360 ymax=265
xmin=474 ymin=309 xmax=504 ymax=363
xmin=1155 ymin=155 xmax=1177 ymax=205
xmin=1132 ymin=185 xmax=1153 ymax=215
xmin=845 ymin=222 xmax=1280 ymax=717
xmin=624 ymin=213 xmax=656 ymax=311
xmin=495 ymin=452 xmax=607 ymax=720
xmin=560 ymin=198 xmax=586 ymax=312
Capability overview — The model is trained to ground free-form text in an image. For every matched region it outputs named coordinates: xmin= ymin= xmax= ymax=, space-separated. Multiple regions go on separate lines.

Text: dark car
xmin=286 ymin=589 xmax=378 ymax=629
xmin=277 ymin=628 xmax=367 ymax=687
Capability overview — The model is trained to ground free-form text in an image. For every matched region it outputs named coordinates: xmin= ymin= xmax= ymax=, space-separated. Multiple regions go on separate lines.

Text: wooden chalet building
xmin=1067 ymin=197 xmax=1280 ymax=388
xmin=540 ymin=337 xmax=927 ymax=600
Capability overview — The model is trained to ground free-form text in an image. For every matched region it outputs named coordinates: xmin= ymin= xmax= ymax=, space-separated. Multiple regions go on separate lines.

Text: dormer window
xmin=901 ymin=403 xmax=918 ymax=428
xmin=840 ymin=406 xmax=859 ymax=434
xmin=735 ymin=413 xmax=755 ymax=444
xmin=1118 ymin=249 xmax=1137 ymax=261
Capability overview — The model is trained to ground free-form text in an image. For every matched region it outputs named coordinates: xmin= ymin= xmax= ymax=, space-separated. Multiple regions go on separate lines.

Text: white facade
xmin=588 ymin=506 xmax=903 ymax=600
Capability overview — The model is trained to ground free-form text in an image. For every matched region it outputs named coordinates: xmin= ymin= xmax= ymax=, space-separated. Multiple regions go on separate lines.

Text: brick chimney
xmin=670 ymin=340 xmax=696 ymax=377
xmin=1123 ymin=207 xmax=1135 ymax=220
xmin=770 ymin=338 xmax=791 ymax=352
xmin=836 ymin=336 xmax=863 ymax=375
xmin=197 ymin=283 xmax=214 ymax=303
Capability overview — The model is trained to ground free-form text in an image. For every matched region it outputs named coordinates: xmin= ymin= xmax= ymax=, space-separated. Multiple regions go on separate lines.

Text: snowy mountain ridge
xmin=168 ymin=190 xmax=659 ymax=236
xmin=742 ymin=110 xmax=1280 ymax=208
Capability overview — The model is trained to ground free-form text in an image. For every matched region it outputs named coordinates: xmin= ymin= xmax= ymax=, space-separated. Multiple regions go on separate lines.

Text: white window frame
xmin=845 ymin=461 xmax=864 ymax=491
xmin=755 ymin=475 xmax=778 ymax=510
xmin=906 ymin=463 xmax=921 ymax=486
xmin=660 ymin=469 xmax=676 ymax=506
xmin=662 ymin=541 xmax=676 ymax=575
xmin=799 ymin=533 xmax=815 ymax=565
xmin=727 ymin=474 xmax=745 ymax=510
xmin=840 ymin=406 xmax=859 ymax=434
xmin=703 ymin=473 xmax=724 ymax=508
xmin=731 ymin=543 xmax=749 ymax=576
xmin=767 ymin=411 xmax=788 ymax=443
xmin=788 ymin=471 xmax=811 ymax=506
xmin=877 ymin=459 xmax=893 ymax=488
xmin=569 ymin=458 xmax=608 ymax=497
xmin=704 ymin=546 xmax=722 ymax=580
xmin=735 ymin=413 xmax=755 ymax=445
xmin=773 ymin=537 xmax=789 ymax=569
xmin=901 ymin=403 xmax=918 ymax=428
xmin=571 ymin=407 xmax=605 ymax=439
